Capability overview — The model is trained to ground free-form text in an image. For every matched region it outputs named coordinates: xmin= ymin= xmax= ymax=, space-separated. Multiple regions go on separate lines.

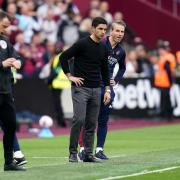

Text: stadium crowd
xmin=0 ymin=0 xmax=179 ymax=171
xmin=0 ymin=0 xmax=179 ymax=79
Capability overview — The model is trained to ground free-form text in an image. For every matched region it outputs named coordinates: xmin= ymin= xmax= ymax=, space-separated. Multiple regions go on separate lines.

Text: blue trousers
xmin=0 ymin=119 xmax=20 ymax=152
xmin=96 ymin=86 xmax=115 ymax=148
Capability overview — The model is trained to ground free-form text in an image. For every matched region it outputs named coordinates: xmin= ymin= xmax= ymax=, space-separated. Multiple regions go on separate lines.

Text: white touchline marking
xmin=30 ymin=162 xmax=67 ymax=169
xmin=32 ymin=156 xmax=68 ymax=159
xmin=98 ymin=165 xmax=180 ymax=180
xmin=110 ymin=155 xmax=126 ymax=158
xmin=31 ymin=154 xmax=126 ymax=159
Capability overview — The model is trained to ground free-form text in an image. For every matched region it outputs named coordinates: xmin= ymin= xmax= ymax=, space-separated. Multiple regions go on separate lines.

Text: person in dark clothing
xmin=136 ymin=45 xmax=154 ymax=77
xmin=47 ymin=50 xmax=70 ymax=127
xmin=42 ymin=41 xmax=68 ymax=127
xmin=0 ymin=10 xmax=25 ymax=171
xmin=0 ymin=121 xmax=27 ymax=166
xmin=95 ymin=21 xmax=126 ymax=159
xmin=78 ymin=21 xmax=126 ymax=160
xmin=60 ymin=17 xmax=111 ymax=163
xmin=154 ymin=43 xmax=176 ymax=121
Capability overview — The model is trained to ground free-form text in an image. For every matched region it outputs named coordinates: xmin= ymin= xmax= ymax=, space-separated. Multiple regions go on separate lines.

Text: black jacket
xmin=0 ymin=34 xmax=23 ymax=94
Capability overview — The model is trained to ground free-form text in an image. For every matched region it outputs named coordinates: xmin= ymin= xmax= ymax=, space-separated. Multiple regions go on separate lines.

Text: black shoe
xmin=95 ymin=150 xmax=109 ymax=160
xmin=83 ymin=154 xmax=101 ymax=163
xmin=4 ymin=162 xmax=26 ymax=171
xmin=69 ymin=154 xmax=78 ymax=162
xmin=14 ymin=157 xmax=28 ymax=166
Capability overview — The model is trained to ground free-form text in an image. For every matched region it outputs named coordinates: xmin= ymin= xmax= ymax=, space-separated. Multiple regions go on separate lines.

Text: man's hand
xmin=110 ymin=79 xmax=116 ymax=86
xmin=2 ymin=58 xmax=16 ymax=68
xmin=12 ymin=60 xmax=21 ymax=69
xmin=68 ymin=76 xmax=84 ymax=87
xmin=103 ymin=91 xmax=111 ymax=105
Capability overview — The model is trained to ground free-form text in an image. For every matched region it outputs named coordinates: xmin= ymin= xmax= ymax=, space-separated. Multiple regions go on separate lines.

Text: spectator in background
xmin=89 ymin=0 xmax=100 ymax=9
xmin=56 ymin=0 xmax=69 ymax=17
xmin=88 ymin=8 xmax=101 ymax=20
xmin=124 ymin=49 xmax=138 ymax=77
xmin=15 ymin=0 xmax=38 ymax=18
xmin=6 ymin=2 xmax=17 ymax=18
xmin=78 ymin=18 xmax=92 ymax=39
xmin=154 ymin=41 xmax=176 ymax=121
xmin=26 ymin=0 xmax=37 ymax=17
xmin=113 ymin=11 xmax=124 ymax=22
xmin=42 ymin=40 xmax=57 ymax=65
xmin=113 ymin=11 xmax=135 ymax=45
xmin=37 ymin=0 xmax=60 ymax=20
xmin=30 ymin=31 xmax=45 ymax=75
xmin=18 ymin=44 xmax=35 ymax=77
xmin=65 ymin=0 xmax=79 ymax=15
xmin=148 ymin=50 xmax=159 ymax=73
xmin=14 ymin=32 xmax=25 ymax=52
xmin=16 ymin=3 xmax=40 ymax=43
xmin=6 ymin=3 xmax=22 ymax=44
xmin=40 ymin=8 xmax=58 ymax=43
xmin=84 ymin=0 xmax=100 ymax=17
xmin=40 ymin=41 xmax=70 ymax=127
xmin=57 ymin=5 xmax=80 ymax=46
xmin=136 ymin=44 xmax=154 ymax=77
xmin=99 ymin=1 xmax=113 ymax=24
xmin=21 ymin=31 xmax=45 ymax=78
xmin=47 ymin=45 xmax=71 ymax=127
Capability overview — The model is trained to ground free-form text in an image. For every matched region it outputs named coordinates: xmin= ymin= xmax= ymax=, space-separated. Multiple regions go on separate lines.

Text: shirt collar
xmin=106 ymin=36 xmax=120 ymax=50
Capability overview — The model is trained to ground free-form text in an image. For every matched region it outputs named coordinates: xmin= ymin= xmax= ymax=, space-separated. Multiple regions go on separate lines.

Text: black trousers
xmin=160 ymin=88 xmax=173 ymax=119
xmin=0 ymin=93 xmax=16 ymax=165
xmin=51 ymin=89 xmax=65 ymax=126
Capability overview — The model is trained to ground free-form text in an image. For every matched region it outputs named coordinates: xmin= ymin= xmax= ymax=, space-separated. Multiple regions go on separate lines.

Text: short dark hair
xmin=92 ymin=17 xmax=107 ymax=28
xmin=0 ymin=10 xmax=12 ymax=21
xmin=111 ymin=20 xmax=126 ymax=30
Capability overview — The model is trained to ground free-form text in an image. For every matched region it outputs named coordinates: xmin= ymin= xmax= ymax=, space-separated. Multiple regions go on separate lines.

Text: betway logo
xmin=113 ymin=79 xmax=180 ymax=116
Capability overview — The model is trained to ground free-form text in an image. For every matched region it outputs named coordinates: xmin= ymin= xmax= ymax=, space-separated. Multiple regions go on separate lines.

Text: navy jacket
xmin=103 ymin=36 xmax=126 ymax=85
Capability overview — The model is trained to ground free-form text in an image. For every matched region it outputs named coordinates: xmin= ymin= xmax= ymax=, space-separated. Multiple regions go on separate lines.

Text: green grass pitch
xmin=1 ymin=124 xmax=180 ymax=180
